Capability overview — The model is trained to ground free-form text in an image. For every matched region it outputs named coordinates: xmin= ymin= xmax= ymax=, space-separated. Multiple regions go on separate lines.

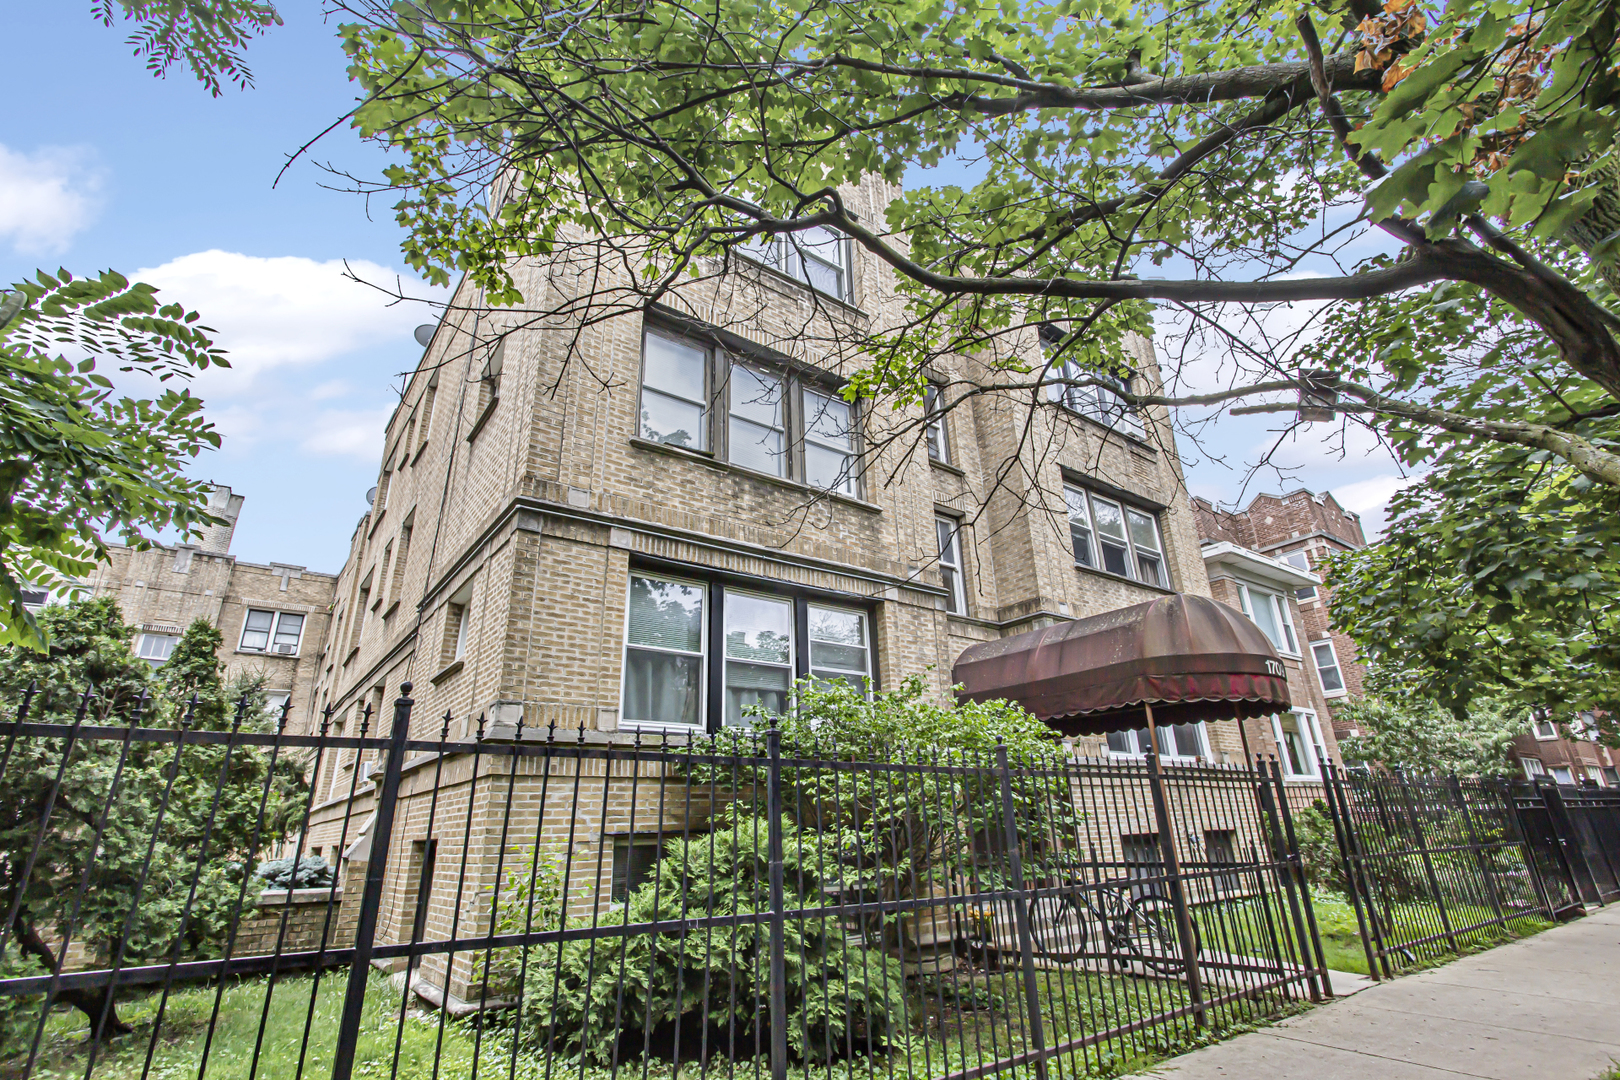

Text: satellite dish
xmin=414 ymin=324 xmax=436 ymax=348
xmin=365 ymin=486 xmax=378 ymax=506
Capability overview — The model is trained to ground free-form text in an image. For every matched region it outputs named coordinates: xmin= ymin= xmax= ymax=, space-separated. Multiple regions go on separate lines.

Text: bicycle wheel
xmin=1027 ymin=893 xmax=1088 ymax=962
xmin=1120 ymin=895 xmax=1198 ymax=975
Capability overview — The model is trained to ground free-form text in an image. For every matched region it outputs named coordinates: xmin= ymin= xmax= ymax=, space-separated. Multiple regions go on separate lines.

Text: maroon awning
xmin=952 ymin=593 xmax=1291 ymax=735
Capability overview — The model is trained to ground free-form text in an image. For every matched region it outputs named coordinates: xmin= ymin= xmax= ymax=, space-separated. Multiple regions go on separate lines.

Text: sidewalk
xmin=1130 ymin=904 xmax=1620 ymax=1080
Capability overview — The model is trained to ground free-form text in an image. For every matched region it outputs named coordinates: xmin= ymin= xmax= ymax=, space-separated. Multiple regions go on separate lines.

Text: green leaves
xmin=0 ymin=273 xmax=226 ymax=650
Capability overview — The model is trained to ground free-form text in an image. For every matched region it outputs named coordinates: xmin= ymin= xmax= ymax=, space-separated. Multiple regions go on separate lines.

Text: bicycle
xmin=960 ymin=883 xmax=1200 ymax=975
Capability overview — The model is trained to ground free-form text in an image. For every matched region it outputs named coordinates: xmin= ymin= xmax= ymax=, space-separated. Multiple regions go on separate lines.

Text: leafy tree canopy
xmin=94 ymin=0 xmax=281 ymax=94
xmin=1326 ymin=445 xmax=1620 ymax=734
xmin=336 ymin=0 xmax=1620 ymax=494
xmin=0 ymin=272 xmax=227 ymax=650
xmin=1336 ymin=696 xmax=1522 ymax=775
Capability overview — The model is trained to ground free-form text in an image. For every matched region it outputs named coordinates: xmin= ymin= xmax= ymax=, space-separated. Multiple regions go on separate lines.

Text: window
xmin=741 ymin=227 xmax=852 ymax=302
xmin=265 ymin=691 xmax=291 ymax=719
xmin=1522 ymin=757 xmax=1546 ymax=779
xmin=1271 ymin=710 xmax=1325 ymax=779
xmin=1281 ymin=551 xmax=1317 ymax=600
xmin=240 ymin=610 xmax=305 ymax=655
xmin=1603 ymin=767 xmax=1618 ymax=786
xmin=936 ymin=515 xmax=967 ymax=615
xmin=1551 ymin=766 xmax=1574 ymax=785
xmin=808 ymin=605 xmax=871 ymax=693
xmin=803 ymin=388 xmax=858 ymax=495
xmin=727 ymin=364 xmax=787 ymax=476
xmin=1065 ymin=484 xmax=1167 ymax=587
xmin=611 ymin=836 xmax=663 ymax=903
xmin=724 ymin=593 xmax=793 ymax=727
xmin=1105 ymin=724 xmax=1207 ymax=761
xmin=473 ymin=338 xmax=504 ymax=431
xmin=924 ymin=384 xmax=949 ymax=464
xmin=641 ymin=330 xmax=710 ymax=450
xmin=1238 ymin=584 xmax=1299 ymax=655
xmin=452 ymin=605 xmax=469 ymax=660
xmin=1531 ymin=713 xmax=1559 ymax=740
xmin=1311 ymin=641 xmax=1345 ymax=695
xmin=1042 ymin=325 xmax=1144 ymax=438
xmin=622 ymin=574 xmax=707 ymax=728
xmin=137 ymin=633 xmax=178 ymax=665
xmin=20 ymin=586 xmax=47 ymax=609
xmin=1204 ymin=830 xmax=1240 ymax=895
xmin=620 ymin=571 xmax=874 ymax=731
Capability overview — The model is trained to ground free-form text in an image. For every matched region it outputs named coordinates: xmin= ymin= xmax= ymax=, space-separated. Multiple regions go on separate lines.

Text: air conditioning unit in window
xmin=275 ymin=644 xmax=297 ymax=654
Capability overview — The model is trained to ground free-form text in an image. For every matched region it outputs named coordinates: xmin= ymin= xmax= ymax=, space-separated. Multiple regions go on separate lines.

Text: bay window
xmin=1065 ymin=483 xmax=1168 ymax=587
xmin=639 ymin=324 xmax=862 ymax=497
xmin=621 ymin=570 xmax=875 ymax=731
xmin=1237 ymin=584 xmax=1299 ymax=655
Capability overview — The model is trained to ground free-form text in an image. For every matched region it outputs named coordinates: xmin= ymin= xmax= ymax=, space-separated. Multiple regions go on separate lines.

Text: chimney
xmin=197 ymin=484 xmax=246 ymax=554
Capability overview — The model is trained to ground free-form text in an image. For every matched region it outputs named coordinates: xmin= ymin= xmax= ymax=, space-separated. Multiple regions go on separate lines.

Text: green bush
xmin=508 ymin=808 xmax=911 ymax=1066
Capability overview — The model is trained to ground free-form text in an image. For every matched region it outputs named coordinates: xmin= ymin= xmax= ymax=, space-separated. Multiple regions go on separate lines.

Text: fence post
xmin=1394 ymin=769 xmax=1457 ymax=952
xmin=330 ymin=683 xmax=414 ymax=1080
xmin=1143 ymin=747 xmax=1205 ymax=1025
xmin=995 ymin=744 xmax=1050 ymax=1077
xmin=1448 ymin=775 xmax=1505 ymax=925
xmin=766 ymin=728 xmax=788 ymax=1080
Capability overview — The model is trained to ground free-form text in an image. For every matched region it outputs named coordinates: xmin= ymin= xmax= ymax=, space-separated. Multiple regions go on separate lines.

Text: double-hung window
xmin=924 ymin=384 xmax=949 ymax=464
xmin=740 ymin=227 xmax=852 ymax=303
xmin=137 ymin=633 xmax=178 ymax=665
xmin=640 ymin=325 xmax=862 ymax=497
xmin=1065 ymin=484 xmax=1167 ymax=587
xmin=1041 ymin=325 xmax=1144 ymax=438
xmin=1237 ymin=584 xmax=1299 ymax=654
xmin=240 ymin=610 xmax=305 ymax=655
xmin=1106 ymin=724 xmax=1207 ymax=762
xmin=936 ymin=515 xmax=967 ymax=615
xmin=621 ymin=571 xmax=874 ymax=731
xmin=1272 ymin=710 xmax=1325 ymax=779
xmin=1311 ymin=640 xmax=1345 ymax=695
xmin=640 ymin=330 xmax=711 ymax=450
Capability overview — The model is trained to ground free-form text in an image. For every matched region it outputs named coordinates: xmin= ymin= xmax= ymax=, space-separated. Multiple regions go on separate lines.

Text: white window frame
xmin=238 ymin=609 xmax=305 ymax=656
xmin=1237 ymin=584 xmax=1300 ymax=656
xmin=721 ymin=590 xmax=795 ymax=729
xmin=1550 ymin=766 xmax=1574 ymax=785
xmin=1064 ymin=484 xmax=1169 ymax=588
xmin=137 ymin=633 xmax=179 ymax=665
xmin=739 ymin=228 xmax=852 ymax=303
xmin=265 ymin=690 xmax=292 ymax=719
xmin=937 ymin=515 xmax=967 ymax=615
xmin=806 ymin=603 xmax=873 ymax=697
xmin=1105 ymin=723 xmax=1209 ymax=763
xmin=1522 ymin=756 xmax=1546 ymax=779
xmin=924 ymin=383 xmax=950 ymax=464
xmin=1271 ymin=709 xmax=1325 ymax=779
xmin=1281 ymin=550 xmax=1317 ymax=601
xmin=620 ymin=573 xmax=709 ymax=731
xmin=1531 ymin=714 xmax=1559 ymax=740
xmin=1311 ymin=640 xmax=1346 ymax=697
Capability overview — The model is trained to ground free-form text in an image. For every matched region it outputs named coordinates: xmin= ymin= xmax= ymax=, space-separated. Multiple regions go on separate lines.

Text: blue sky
xmin=1 ymin=5 xmax=1415 ymax=574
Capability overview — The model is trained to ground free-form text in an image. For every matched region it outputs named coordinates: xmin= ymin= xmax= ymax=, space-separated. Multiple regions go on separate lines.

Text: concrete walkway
xmin=1130 ymin=903 xmax=1620 ymax=1080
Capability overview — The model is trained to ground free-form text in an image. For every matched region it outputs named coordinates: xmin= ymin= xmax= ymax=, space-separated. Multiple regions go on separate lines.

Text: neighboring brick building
xmin=1511 ymin=713 xmax=1620 ymax=787
xmin=1193 ymin=489 xmax=1366 ymax=738
xmin=301 ymin=181 xmax=1341 ymax=1006
xmin=75 ymin=484 xmax=338 ymax=719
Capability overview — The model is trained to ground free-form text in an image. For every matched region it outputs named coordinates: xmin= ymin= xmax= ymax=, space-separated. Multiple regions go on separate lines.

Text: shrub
xmin=508 ymin=807 xmax=911 ymax=1066
xmin=255 ymin=855 xmax=336 ymax=890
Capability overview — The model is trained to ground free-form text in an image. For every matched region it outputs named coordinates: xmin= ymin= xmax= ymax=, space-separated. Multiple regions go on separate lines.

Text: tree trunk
xmin=12 ymin=917 xmax=132 ymax=1040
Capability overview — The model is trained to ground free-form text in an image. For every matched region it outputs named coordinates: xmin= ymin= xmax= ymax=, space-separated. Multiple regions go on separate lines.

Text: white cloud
xmin=0 ymin=143 xmax=103 ymax=255
xmin=300 ymin=407 xmax=394 ymax=459
xmin=133 ymin=251 xmax=446 ymax=389
xmin=309 ymin=379 xmax=352 ymax=401
xmin=1331 ymin=472 xmax=1425 ymax=537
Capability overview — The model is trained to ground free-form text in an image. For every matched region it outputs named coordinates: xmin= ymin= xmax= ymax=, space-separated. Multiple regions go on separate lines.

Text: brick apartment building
xmin=73 ymin=485 xmax=338 ymax=718
xmin=1192 ymin=489 xmax=1367 ymax=740
xmin=300 ymin=181 xmax=1340 ymax=1007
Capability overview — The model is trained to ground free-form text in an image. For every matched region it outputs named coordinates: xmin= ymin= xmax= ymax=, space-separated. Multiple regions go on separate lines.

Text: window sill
xmin=928 ymin=457 xmax=966 ymax=478
xmin=381 ymin=599 xmax=400 ymax=621
xmin=1054 ymin=404 xmax=1156 ymax=452
xmin=629 ymin=437 xmax=881 ymax=514
xmin=412 ymin=440 xmax=429 ymax=466
xmin=1321 ymin=688 xmax=1349 ymax=699
xmin=343 ymin=646 xmax=360 ymax=667
xmin=235 ymin=647 xmax=300 ymax=659
xmin=466 ymin=397 xmax=499 ymax=443
xmin=367 ymin=507 xmax=387 ymax=539
xmin=730 ymin=254 xmax=870 ymax=320
xmin=430 ymin=658 xmax=464 ymax=687
xmin=1072 ymin=562 xmax=1175 ymax=595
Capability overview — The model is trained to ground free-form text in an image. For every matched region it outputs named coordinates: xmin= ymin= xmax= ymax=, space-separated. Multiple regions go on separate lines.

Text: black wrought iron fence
xmin=1317 ymin=762 xmax=1553 ymax=979
xmin=0 ymin=684 xmax=1329 ymax=1080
